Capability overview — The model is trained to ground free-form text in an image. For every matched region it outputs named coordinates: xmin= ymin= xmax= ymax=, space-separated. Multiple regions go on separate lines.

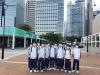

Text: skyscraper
xmin=25 ymin=0 xmax=36 ymax=33
xmin=35 ymin=0 xmax=64 ymax=35
xmin=66 ymin=0 xmax=85 ymax=37
xmin=0 ymin=0 xmax=25 ymax=27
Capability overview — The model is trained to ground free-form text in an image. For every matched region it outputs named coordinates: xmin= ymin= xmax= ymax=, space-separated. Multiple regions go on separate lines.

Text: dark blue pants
xmin=45 ymin=58 xmax=49 ymax=69
xmin=65 ymin=59 xmax=71 ymax=71
xmin=38 ymin=58 xmax=45 ymax=70
xmin=73 ymin=59 xmax=80 ymax=71
xmin=29 ymin=59 xmax=37 ymax=70
xmin=57 ymin=58 xmax=64 ymax=69
xmin=50 ymin=57 xmax=55 ymax=68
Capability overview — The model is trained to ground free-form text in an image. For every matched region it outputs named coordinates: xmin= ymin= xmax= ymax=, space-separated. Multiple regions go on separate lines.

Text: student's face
xmin=33 ymin=43 xmax=36 ymax=47
xmin=75 ymin=45 xmax=78 ymax=48
xmin=37 ymin=43 xmax=40 ymax=46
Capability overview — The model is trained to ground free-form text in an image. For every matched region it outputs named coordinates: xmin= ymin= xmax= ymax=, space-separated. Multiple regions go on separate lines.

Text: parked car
xmin=78 ymin=43 xmax=84 ymax=48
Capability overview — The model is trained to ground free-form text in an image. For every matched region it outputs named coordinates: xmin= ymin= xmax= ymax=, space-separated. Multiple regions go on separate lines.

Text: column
xmin=12 ymin=34 xmax=15 ymax=49
xmin=7 ymin=37 xmax=9 ymax=47
xmin=99 ymin=33 xmax=100 ymax=47
xmin=95 ymin=34 xmax=97 ymax=47
xmin=90 ymin=35 xmax=92 ymax=46
xmin=24 ymin=37 xmax=26 ymax=48
xmin=31 ymin=38 xmax=32 ymax=43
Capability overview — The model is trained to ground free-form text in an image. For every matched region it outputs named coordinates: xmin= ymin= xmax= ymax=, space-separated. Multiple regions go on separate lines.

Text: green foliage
xmin=66 ymin=36 xmax=81 ymax=42
xmin=40 ymin=32 xmax=63 ymax=43
xmin=16 ymin=23 xmax=32 ymax=32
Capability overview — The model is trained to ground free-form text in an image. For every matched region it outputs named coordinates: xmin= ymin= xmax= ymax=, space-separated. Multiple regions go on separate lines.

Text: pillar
xmin=95 ymin=34 xmax=97 ymax=47
xmin=12 ymin=34 xmax=15 ymax=49
xmin=7 ymin=37 xmax=9 ymax=47
xmin=24 ymin=37 xmax=26 ymax=48
xmin=31 ymin=38 xmax=32 ymax=43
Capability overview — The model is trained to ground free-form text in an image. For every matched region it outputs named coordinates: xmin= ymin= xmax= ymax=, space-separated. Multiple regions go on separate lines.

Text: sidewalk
xmin=81 ymin=46 xmax=100 ymax=53
xmin=0 ymin=48 xmax=27 ymax=60
xmin=0 ymin=50 xmax=100 ymax=75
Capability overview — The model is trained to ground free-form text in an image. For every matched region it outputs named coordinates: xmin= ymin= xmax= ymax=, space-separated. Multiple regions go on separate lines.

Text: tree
xmin=16 ymin=23 xmax=32 ymax=32
xmin=40 ymin=32 xmax=63 ymax=44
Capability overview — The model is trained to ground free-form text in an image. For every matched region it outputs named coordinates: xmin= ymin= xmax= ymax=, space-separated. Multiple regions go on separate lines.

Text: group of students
xmin=27 ymin=42 xmax=81 ymax=74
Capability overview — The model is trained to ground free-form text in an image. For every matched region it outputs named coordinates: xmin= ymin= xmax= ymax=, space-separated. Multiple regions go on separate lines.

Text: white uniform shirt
xmin=50 ymin=47 xmax=55 ymax=58
xmin=73 ymin=48 xmax=80 ymax=60
xmin=30 ymin=47 xmax=37 ymax=59
xmin=45 ymin=47 xmax=50 ymax=58
xmin=38 ymin=47 xmax=45 ymax=58
xmin=65 ymin=50 xmax=71 ymax=59
xmin=57 ymin=47 xmax=64 ymax=59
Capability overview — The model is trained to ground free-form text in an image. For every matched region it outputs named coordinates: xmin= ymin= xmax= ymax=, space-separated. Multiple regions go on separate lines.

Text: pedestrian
xmin=27 ymin=43 xmax=32 ymax=71
xmin=50 ymin=44 xmax=56 ymax=70
xmin=36 ymin=42 xmax=41 ymax=72
xmin=29 ymin=42 xmax=37 ymax=73
xmin=45 ymin=44 xmax=50 ymax=70
xmin=54 ymin=44 xmax=58 ymax=69
xmin=64 ymin=46 xmax=71 ymax=73
xmin=57 ymin=44 xmax=64 ymax=71
xmin=72 ymin=45 xmax=81 ymax=73
xmin=38 ymin=44 xmax=45 ymax=72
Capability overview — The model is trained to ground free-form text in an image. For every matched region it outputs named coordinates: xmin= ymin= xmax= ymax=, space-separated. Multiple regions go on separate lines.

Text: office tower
xmin=35 ymin=0 xmax=64 ymax=35
xmin=66 ymin=0 xmax=85 ymax=37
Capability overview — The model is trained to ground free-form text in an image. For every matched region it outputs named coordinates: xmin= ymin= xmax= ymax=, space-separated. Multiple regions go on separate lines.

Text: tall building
xmin=0 ymin=0 xmax=25 ymax=27
xmin=66 ymin=0 xmax=85 ymax=37
xmin=25 ymin=0 xmax=36 ymax=33
xmin=35 ymin=0 xmax=64 ymax=35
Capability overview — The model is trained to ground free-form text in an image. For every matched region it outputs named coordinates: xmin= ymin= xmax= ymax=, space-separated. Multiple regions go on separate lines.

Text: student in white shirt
xmin=45 ymin=44 xmax=50 ymax=70
xmin=64 ymin=46 xmax=71 ymax=73
xmin=29 ymin=42 xmax=37 ymax=73
xmin=50 ymin=45 xmax=56 ymax=69
xmin=27 ymin=43 xmax=32 ymax=71
xmin=38 ymin=44 xmax=46 ymax=72
xmin=54 ymin=44 xmax=58 ymax=69
xmin=57 ymin=44 xmax=64 ymax=71
xmin=72 ymin=45 xmax=81 ymax=73
xmin=36 ymin=42 xmax=40 ymax=72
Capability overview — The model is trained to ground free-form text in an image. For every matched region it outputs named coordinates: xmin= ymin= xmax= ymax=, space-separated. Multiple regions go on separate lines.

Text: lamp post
xmin=1 ymin=1 xmax=8 ymax=59
xmin=86 ymin=0 xmax=96 ymax=52
xmin=86 ymin=0 xmax=90 ymax=52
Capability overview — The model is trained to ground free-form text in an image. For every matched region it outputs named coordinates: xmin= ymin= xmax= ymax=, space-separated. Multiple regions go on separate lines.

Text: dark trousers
xmin=29 ymin=58 xmax=37 ymax=70
xmin=50 ymin=57 xmax=55 ymax=68
xmin=73 ymin=59 xmax=80 ymax=71
xmin=55 ymin=58 xmax=57 ymax=68
xmin=38 ymin=58 xmax=45 ymax=70
xmin=45 ymin=58 xmax=49 ymax=69
xmin=28 ymin=57 xmax=30 ymax=69
xmin=57 ymin=58 xmax=64 ymax=69
xmin=65 ymin=59 xmax=71 ymax=71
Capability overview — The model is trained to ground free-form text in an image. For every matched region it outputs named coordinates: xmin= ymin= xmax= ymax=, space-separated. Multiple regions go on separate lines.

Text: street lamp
xmin=1 ymin=1 xmax=8 ymax=59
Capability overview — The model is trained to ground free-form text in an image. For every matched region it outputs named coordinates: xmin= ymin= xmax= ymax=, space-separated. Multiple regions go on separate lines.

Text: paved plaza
xmin=0 ymin=47 xmax=100 ymax=75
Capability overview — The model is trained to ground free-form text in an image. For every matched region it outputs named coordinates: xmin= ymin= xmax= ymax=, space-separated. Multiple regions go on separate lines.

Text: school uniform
xmin=72 ymin=47 xmax=81 ymax=71
xmin=57 ymin=47 xmax=64 ymax=70
xmin=29 ymin=46 xmax=37 ymax=71
xmin=45 ymin=46 xmax=50 ymax=69
xmin=27 ymin=46 xmax=32 ymax=70
xmin=54 ymin=45 xmax=58 ymax=68
xmin=38 ymin=47 xmax=45 ymax=71
xmin=65 ymin=48 xmax=71 ymax=71
xmin=50 ymin=46 xmax=55 ymax=68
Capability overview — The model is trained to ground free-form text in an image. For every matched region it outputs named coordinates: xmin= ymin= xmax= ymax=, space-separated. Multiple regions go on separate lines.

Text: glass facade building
xmin=35 ymin=0 xmax=64 ymax=35
xmin=0 ymin=0 xmax=25 ymax=27
xmin=67 ymin=0 xmax=85 ymax=37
